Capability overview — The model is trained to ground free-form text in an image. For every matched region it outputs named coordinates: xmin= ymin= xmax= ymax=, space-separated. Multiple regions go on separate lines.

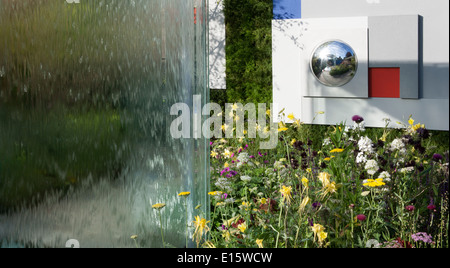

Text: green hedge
xmin=219 ymin=0 xmax=273 ymax=106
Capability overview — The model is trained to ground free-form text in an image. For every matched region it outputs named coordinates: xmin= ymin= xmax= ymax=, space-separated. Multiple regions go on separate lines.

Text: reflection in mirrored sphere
xmin=310 ymin=40 xmax=358 ymax=87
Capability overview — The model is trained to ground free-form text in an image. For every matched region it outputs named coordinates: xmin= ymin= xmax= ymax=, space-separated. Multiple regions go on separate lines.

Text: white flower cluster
xmin=358 ymin=136 xmax=374 ymax=154
xmin=214 ymin=178 xmax=233 ymax=192
xmin=390 ymin=138 xmax=407 ymax=154
xmin=322 ymin=137 xmax=332 ymax=146
xmin=273 ymin=160 xmax=285 ymax=170
xmin=399 ymin=166 xmax=415 ymax=174
xmin=352 ymin=121 xmax=366 ymax=132
xmin=240 ymin=175 xmax=252 ymax=182
xmin=356 ymin=136 xmax=376 ymax=164
xmin=379 ymin=171 xmax=391 ymax=182
xmin=237 ymin=152 xmax=250 ymax=168
xmin=364 ymin=159 xmax=379 ymax=175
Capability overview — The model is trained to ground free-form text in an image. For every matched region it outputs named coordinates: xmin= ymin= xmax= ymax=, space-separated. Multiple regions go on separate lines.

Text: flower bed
xmin=206 ymin=110 xmax=449 ymax=248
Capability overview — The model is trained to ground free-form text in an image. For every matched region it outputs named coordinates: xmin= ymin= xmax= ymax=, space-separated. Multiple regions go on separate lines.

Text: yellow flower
xmin=306 ymin=168 xmax=312 ymax=173
xmin=237 ymin=223 xmax=247 ymax=233
xmin=363 ymin=178 xmax=386 ymax=188
xmin=299 ymin=196 xmax=310 ymax=213
xmin=322 ymin=181 xmax=337 ymax=197
xmin=152 ymin=203 xmax=166 ymax=210
xmin=311 ymin=224 xmax=328 ymax=246
xmin=260 ymin=198 xmax=267 ymax=205
xmin=266 ymin=109 xmax=271 ymax=117
xmin=311 ymin=223 xmax=325 ymax=237
xmin=278 ymin=121 xmax=288 ymax=132
xmin=203 ymin=241 xmax=216 ymax=248
xmin=318 ymin=231 xmax=328 ymax=243
xmin=288 ymin=113 xmax=295 ymax=121
xmin=130 ymin=235 xmax=138 ymax=240
xmin=223 ymin=149 xmax=232 ymax=158
xmin=210 ymin=151 xmax=218 ymax=158
xmin=280 ymin=185 xmax=293 ymax=205
xmin=231 ymin=103 xmax=238 ymax=111
xmin=318 ymin=172 xmax=337 ymax=197
xmin=192 ymin=216 xmax=210 ymax=245
xmin=408 ymin=118 xmax=415 ymax=125
xmin=222 ymin=231 xmax=231 ymax=242
xmin=224 ymin=162 xmax=229 ymax=168
xmin=318 ymin=172 xmax=331 ymax=185
xmin=301 ymin=177 xmax=309 ymax=188
xmin=291 ymin=138 xmax=297 ymax=146
xmin=330 ymin=148 xmax=344 ymax=153
xmin=412 ymin=123 xmax=425 ymax=132
xmin=178 ymin=192 xmax=191 ymax=197
xmin=256 ymin=239 xmax=264 ymax=248
xmin=208 ymin=191 xmax=223 ymax=196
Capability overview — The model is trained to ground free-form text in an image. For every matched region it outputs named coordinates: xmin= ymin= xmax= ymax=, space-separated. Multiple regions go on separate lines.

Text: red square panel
xmin=369 ymin=68 xmax=400 ymax=98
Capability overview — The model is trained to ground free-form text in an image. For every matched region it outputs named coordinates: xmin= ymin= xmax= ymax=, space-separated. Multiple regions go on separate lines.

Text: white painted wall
xmin=272 ymin=0 xmax=449 ymax=130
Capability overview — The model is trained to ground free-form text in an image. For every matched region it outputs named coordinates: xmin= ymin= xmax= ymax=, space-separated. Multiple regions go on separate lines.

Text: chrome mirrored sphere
xmin=310 ymin=40 xmax=358 ymax=87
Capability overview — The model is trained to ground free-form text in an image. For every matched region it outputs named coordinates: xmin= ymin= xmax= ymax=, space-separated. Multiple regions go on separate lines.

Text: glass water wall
xmin=0 ymin=0 xmax=209 ymax=248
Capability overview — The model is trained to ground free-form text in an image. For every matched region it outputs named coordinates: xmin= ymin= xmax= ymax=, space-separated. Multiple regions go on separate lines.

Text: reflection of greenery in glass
xmin=0 ymin=0 xmax=206 ymax=213
xmin=0 ymin=1 xmax=143 ymax=211
xmin=0 ymin=0 xmax=209 ymax=248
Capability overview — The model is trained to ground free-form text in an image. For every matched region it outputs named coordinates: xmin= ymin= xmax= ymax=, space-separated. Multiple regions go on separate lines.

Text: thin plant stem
xmin=184 ymin=197 xmax=188 ymax=248
xmin=158 ymin=210 xmax=165 ymax=248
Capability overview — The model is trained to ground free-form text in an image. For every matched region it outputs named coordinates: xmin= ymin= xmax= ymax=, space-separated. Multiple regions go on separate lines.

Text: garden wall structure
xmin=209 ymin=0 xmax=226 ymax=90
xmin=272 ymin=0 xmax=449 ymax=130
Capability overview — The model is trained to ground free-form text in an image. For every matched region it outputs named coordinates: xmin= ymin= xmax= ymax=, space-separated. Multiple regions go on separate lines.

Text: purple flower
xmin=308 ymin=218 xmax=314 ymax=226
xmin=405 ymin=205 xmax=415 ymax=212
xmin=411 ymin=232 xmax=433 ymax=244
xmin=432 ymin=154 xmax=443 ymax=162
xmin=352 ymin=115 xmax=364 ymax=124
xmin=220 ymin=167 xmax=230 ymax=176
xmin=312 ymin=202 xmax=321 ymax=209
xmin=427 ymin=204 xmax=436 ymax=211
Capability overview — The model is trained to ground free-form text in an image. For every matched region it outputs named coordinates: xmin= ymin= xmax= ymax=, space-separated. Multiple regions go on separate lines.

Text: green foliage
xmin=220 ymin=0 xmax=273 ymax=106
xmin=0 ymin=105 xmax=127 ymax=212
xmin=208 ymin=114 xmax=449 ymax=248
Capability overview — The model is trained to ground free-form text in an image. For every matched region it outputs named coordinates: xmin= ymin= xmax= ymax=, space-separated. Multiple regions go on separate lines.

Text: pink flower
xmin=356 ymin=214 xmax=366 ymax=221
xmin=405 ymin=205 xmax=415 ymax=212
